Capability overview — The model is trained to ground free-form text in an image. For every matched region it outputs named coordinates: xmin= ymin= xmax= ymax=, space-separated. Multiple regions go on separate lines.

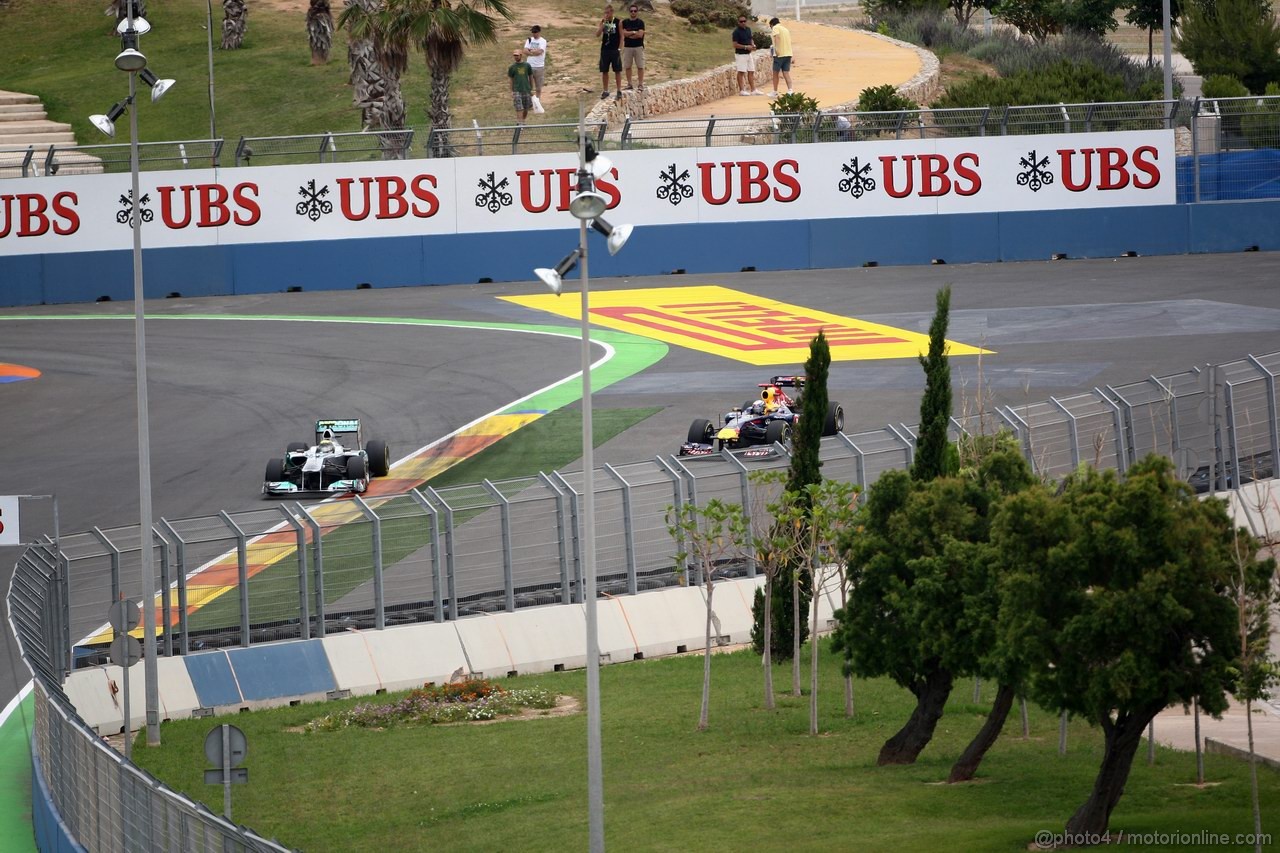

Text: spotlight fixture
xmin=139 ymin=68 xmax=175 ymax=103
xmin=89 ymin=100 xmax=128 ymax=137
xmin=533 ymin=249 xmax=582 ymax=295
xmin=590 ymin=217 xmax=633 ymax=256
xmin=116 ymin=16 xmax=151 ymax=35
xmin=584 ymin=141 xmax=613 ymax=179
xmin=569 ymin=171 xmax=608 ymax=221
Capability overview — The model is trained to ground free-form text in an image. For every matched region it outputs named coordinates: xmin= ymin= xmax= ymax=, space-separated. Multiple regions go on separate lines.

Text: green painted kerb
xmin=0 ymin=692 xmax=36 ymax=853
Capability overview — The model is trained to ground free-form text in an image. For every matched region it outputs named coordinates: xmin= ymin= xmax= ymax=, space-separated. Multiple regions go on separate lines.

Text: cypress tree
xmin=913 ymin=286 xmax=955 ymax=482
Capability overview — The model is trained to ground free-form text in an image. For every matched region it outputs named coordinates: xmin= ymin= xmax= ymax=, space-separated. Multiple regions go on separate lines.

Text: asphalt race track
xmin=4 ymin=251 xmax=1280 ymax=711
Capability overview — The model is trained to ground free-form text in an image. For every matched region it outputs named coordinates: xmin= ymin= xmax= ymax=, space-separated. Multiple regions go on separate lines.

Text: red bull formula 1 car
xmin=263 ymin=418 xmax=391 ymax=497
xmin=679 ymin=376 xmax=845 ymax=456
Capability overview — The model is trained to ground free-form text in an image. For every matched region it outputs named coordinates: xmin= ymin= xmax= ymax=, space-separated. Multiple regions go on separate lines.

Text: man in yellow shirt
xmin=768 ymin=17 xmax=793 ymax=96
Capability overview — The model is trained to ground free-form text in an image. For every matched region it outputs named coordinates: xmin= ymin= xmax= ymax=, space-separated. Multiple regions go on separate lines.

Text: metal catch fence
xmin=6 ymin=349 xmax=1279 ymax=852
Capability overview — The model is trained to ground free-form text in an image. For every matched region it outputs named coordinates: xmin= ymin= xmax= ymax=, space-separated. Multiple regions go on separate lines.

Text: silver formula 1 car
xmin=263 ymin=418 xmax=391 ymax=497
xmin=679 ymin=376 xmax=845 ymax=456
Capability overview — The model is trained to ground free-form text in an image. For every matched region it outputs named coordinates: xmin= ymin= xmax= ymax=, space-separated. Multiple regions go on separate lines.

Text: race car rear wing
xmin=315 ymin=418 xmax=361 ymax=443
xmin=761 ymin=375 xmax=805 ymax=389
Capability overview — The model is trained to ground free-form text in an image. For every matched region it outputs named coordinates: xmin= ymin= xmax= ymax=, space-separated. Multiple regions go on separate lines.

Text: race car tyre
xmin=687 ymin=418 xmax=714 ymax=445
xmin=365 ymin=440 xmax=390 ymax=477
xmin=345 ymin=455 xmax=368 ymax=481
xmin=765 ymin=420 xmax=791 ymax=446
xmin=824 ymin=402 xmax=845 ymax=436
xmin=286 ymin=441 xmax=307 ymax=453
xmin=265 ymin=458 xmax=285 ymax=482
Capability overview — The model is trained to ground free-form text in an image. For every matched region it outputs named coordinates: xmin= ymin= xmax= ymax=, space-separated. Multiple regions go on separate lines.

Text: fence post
xmin=1049 ymin=397 xmax=1081 ymax=470
xmin=351 ymin=495 xmax=385 ymax=629
xmin=217 ymin=511 xmax=251 ymax=647
xmin=89 ymin=528 xmax=122 ymax=604
xmin=705 ymin=116 xmax=716 ymax=148
xmin=410 ymin=490 xmax=445 ymax=621
xmin=720 ymin=451 xmax=756 ymax=578
xmin=1245 ymin=355 xmax=1280 ymax=478
xmin=295 ymin=503 xmax=326 ymax=637
xmin=152 ymin=526 xmax=173 ymax=657
xmin=602 ymin=465 xmax=639 ymax=594
xmin=159 ymin=520 xmax=189 ymax=655
xmin=549 ymin=472 xmax=583 ymax=604
xmin=538 ymin=473 xmax=573 ymax=605
xmin=481 ymin=480 xmax=516 ymax=612
xmin=276 ymin=505 xmax=310 ymax=641
xmin=886 ymin=423 xmax=916 ymax=469
xmin=424 ymin=487 xmax=459 ymax=620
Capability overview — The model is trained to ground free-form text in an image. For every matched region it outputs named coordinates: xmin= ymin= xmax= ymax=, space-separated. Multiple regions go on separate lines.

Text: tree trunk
xmin=809 ymin=576 xmax=821 ymax=735
xmin=762 ymin=577 xmax=774 ymax=710
xmin=841 ymin=573 xmax=853 ymax=718
xmin=698 ymin=578 xmax=713 ymax=731
xmin=1064 ymin=706 xmax=1162 ymax=837
xmin=1247 ymin=699 xmax=1262 ymax=853
xmin=221 ymin=0 xmax=247 ymax=50
xmin=878 ymin=666 xmax=953 ymax=766
xmin=948 ymin=682 xmax=1016 ymax=783
xmin=1147 ymin=28 xmax=1153 ymax=68
xmin=307 ymin=0 xmax=334 ymax=65
xmin=791 ymin=567 xmax=801 ymax=696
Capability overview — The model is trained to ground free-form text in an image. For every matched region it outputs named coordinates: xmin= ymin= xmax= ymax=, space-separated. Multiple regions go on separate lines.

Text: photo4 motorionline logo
xmin=1035 ymin=830 xmax=1272 ymax=849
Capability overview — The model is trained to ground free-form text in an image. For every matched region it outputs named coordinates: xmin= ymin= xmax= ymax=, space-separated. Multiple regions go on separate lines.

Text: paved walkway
xmin=1153 ymin=699 xmax=1280 ymax=770
xmin=657 ymin=21 xmax=923 ymax=119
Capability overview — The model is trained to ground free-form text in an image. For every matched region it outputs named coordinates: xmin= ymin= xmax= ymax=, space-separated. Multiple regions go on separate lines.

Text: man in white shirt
xmin=524 ymin=25 xmax=548 ymax=99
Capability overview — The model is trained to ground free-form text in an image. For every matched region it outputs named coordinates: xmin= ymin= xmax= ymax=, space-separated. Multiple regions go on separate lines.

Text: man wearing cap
xmin=524 ymin=25 xmax=547 ymax=99
xmin=508 ymin=48 xmax=534 ymax=124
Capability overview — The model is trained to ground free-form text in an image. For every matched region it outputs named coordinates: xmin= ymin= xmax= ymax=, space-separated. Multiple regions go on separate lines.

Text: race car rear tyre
xmin=824 ymin=403 xmax=845 ymax=436
xmin=365 ymin=440 xmax=390 ymax=477
xmin=265 ymin=458 xmax=285 ymax=482
xmin=765 ymin=420 xmax=791 ymax=446
xmin=346 ymin=455 xmax=368 ymax=481
xmin=286 ymin=441 xmax=307 ymax=453
xmin=688 ymin=418 xmax=713 ymax=445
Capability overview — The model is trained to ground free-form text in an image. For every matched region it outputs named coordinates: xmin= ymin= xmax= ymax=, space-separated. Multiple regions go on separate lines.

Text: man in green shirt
xmin=508 ymin=49 xmax=534 ymax=124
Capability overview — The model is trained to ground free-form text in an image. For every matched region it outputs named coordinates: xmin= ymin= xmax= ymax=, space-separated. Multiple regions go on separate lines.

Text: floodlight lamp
xmin=115 ymin=46 xmax=148 ymax=72
xmin=591 ymin=217 xmax=633 ymax=256
xmin=569 ymin=175 xmax=608 ymax=220
xmin=533 ymin=249 xmax=581 ymax=295
xmin=116 ymin=16 xmax=151 ymax=35
xmin=584 ymin=141 xmax=613 ymax=179
xmin=139 ymin=69 xmax=175 ymax=103
xmin=89 ymin=101 xmax=128 ymax=138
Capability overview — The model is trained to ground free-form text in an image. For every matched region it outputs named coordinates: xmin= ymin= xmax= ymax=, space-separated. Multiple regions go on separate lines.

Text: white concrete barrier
xmin=63 ymin=657 xmax=199 ymax=736
xmin=460 ymin=606 xmax=589 ymax=676
xmin=324 ymin=622 xmax=469 ymax=696
xmin=708 ymin=577 xmax=764 ymax=645
xmin=614 ymin=586 xmax=709 ymax=658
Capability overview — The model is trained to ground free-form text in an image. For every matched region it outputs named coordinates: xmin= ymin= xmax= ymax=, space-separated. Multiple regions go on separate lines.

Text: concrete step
xmin=0 ymin=131 xmax=77 ymax=147
xmin=0 ymin=104 xmax=47 ymax=119
xmin=0 ymin=91 xmax=40 ymax=107
xmin=0 ymin=120 xmax=73 ymax=135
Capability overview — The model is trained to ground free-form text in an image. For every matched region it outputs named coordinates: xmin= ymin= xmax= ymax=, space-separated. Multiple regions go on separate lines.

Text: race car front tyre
xmin=365 ymin=440 xmax=390 ymax=477
xmin=765 ymin=420 xmax=791 ymax=446
xmin=688 ymin=418 xmax=714 ymax=445
xmin=346 ymin=455 xmax=368 ymax=481
xmin=824 ymin=403 xmax=845 ymax=436
xmin=286 ymin=441 xmax=307 ymax=453
xmin=265 ymin=458 xmax=285 ymax=482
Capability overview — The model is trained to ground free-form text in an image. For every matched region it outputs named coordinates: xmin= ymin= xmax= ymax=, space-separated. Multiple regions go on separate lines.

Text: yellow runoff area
xmin=502 ymin=286 xmax=989 ymax=365
xmin=92 ymin=414 xmax=543 ymax=646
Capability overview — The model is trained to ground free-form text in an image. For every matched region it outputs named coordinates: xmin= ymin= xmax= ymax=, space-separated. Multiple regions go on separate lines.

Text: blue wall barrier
xmin=3 ymin=199 xmax=1279 ymax=307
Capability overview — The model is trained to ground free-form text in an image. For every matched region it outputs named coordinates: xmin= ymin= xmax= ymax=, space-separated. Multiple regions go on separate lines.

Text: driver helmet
xmin=762 ymin=387 xmax=780 ymax=413
xmin=749 ymin=399 xmax=765 ymax=415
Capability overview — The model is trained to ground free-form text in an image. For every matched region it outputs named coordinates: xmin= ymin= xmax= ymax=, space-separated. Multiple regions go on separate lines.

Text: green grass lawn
xmin=0 ymin=0 xmax=741 ymax=146
xmin=130 ymin=639 xmax=1280 ymax=852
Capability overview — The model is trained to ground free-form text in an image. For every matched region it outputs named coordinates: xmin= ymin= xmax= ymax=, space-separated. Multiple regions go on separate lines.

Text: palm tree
xmin=342 ymin=0 xmax=410 ymax=157
xmin=340 ymin=0 xmax=515 ymax=158
xmin=222 ymin=0 xmax=247 ymax=49
xmin=307 ymin=0 xmax=335 ymax=65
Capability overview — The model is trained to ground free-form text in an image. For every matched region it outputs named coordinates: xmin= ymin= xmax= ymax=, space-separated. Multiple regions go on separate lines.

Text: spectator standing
xmin=597 ymin=4 xmax=623 ymax=100
xmin=768 ymin=17 xmax=793 ymax=96
xmin=524 ymin=25 xmax=547 ymax=99
xmin=731 ymin=15 xmax=763 ymax=96
xmin=621 ymin=5 xmax=646 ymax=91
xmin=509 ymin=48 xmax=534 ymax=124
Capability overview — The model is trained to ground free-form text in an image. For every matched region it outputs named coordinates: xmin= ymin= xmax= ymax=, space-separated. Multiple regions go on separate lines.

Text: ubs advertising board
xmin=0 ymin=130 xmax=1175 ymax=256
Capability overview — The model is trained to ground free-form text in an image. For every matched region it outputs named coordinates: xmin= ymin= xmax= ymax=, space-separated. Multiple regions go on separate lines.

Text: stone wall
xmin=586 ymin=53 xmax=773 ymax=126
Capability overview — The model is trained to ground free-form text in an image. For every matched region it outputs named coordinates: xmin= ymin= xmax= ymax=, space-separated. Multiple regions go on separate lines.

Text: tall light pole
xmin=533 ymin=97 xmax=632 ymax=853
xmin=206 ymin=0 xmax=217 ymax=139
xmin=90 ymin=4 xmax=174 ymax=749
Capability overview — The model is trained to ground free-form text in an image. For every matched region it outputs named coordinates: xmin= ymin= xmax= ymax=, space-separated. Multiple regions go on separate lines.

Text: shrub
xmin=1241 ymin=82 xmax=1280 ymax=148
xmin=1178 ymin=0 xmax=1280 ymax=94
xmin=932 ymin=59 xmax=1132 ymax=110
xmin=858 ymin=83 xmax=920 ymax=112
xmin=1201 ymin=73 xmax=1250 ymax=100
xmin=304 ymin=678 xmax=558 ymax=732
xmin=752 ymin=28 xmax=772 ymax=50
xmin=670 ymin=0 xmax=750 ymax=29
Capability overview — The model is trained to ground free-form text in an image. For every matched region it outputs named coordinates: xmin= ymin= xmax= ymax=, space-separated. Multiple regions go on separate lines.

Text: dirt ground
xmin=656 ymin=19 xmax=923 ymax=118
